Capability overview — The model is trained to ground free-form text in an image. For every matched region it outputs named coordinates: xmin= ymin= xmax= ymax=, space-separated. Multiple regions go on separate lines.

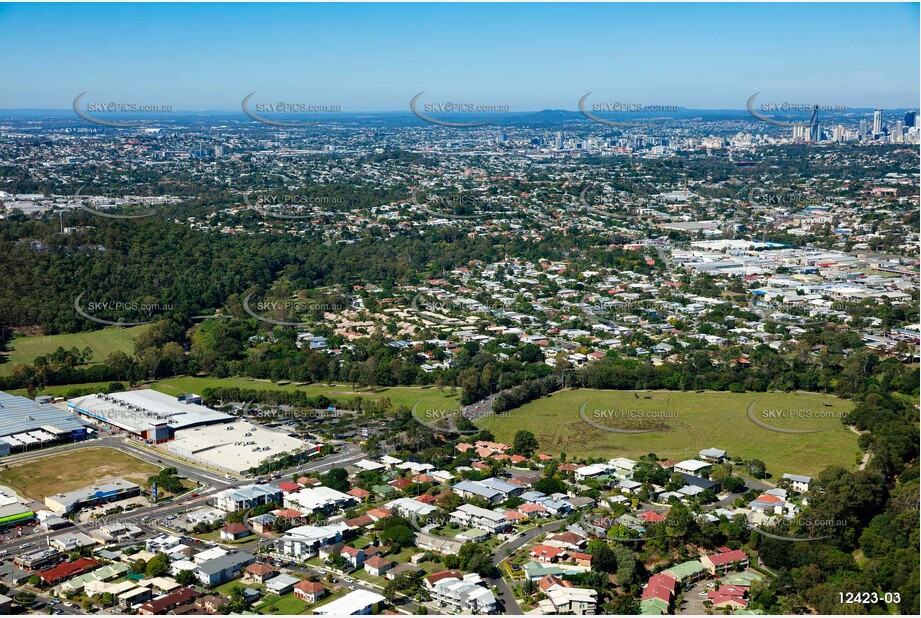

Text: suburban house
xmin=250 ymin=513 xmax=276 ymax=534
xmin=341 ymin=545 xmax=366 ymax=569
xmin=708 ymin=585 xmax=749 ymax=609
xmin=699 ymin=448 xmax=727 ymax=463
xmin=243 ymin=562 xmax=278 ymax=584
xmin=195 ymin=551 xmax=256 ymax=587
xmin=782 ymin=473 xmax=812 ymax=493
xmin=662 ymin=559 xmax=708 ymax=584
xmin=137 ymin=588 xmax=201 ymax=615
xmin=284 ymin=486 xmax=356 ymax=515
xmin=428 ymin=572 xmax=498 ymax=614
xmin=364 ymin=556 xmax=395 ymax=577
xmin=541 ymin=585 xmax=599 ymax=615
xmin=701 ymin=549 xmax=750 ymax=574
xmin=450 ymin=504 xmax=511 ymax=534
xmin=219 ymin=523 xmax=251 ymax=541
xmin=478 ymin=477 xmax=524 ymax=500
xmin=293 ymin=580 xmax=327 ymax=604
xmin=529 ymin=544 xmax=568 ymax=563
xmin=312 ymin=589 xmax=385 ymax=615
xmin=641 ymin=571 xmax=678 ymax=614
xmin=416 ymin=532 xmax=465 ymax=555
xmin=275 ymin=523 xmax=348 ymax=559
xmin=213 ymin=484 xmax=282 ymax=513
xmin=452 ymin=480 xmax=504 ymax=504
xmin=674 ymin=460 xmax=712 ymax=477
xmin=264 ymin=573 xmax=300 ymax=596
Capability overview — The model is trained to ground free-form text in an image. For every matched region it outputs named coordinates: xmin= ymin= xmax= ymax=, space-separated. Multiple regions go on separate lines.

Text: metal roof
xmin=0 ymin=390 xmax=89 ymax=439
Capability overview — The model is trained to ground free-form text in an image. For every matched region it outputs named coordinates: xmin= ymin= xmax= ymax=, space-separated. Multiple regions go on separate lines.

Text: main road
xmin=0 ymin=437 xmax=364 ymax=561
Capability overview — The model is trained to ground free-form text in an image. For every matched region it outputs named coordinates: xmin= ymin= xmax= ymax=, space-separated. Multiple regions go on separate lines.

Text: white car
xmin=348 ymin=585 xmax=356 ymax=590
xmin=699 ymin=591 xmax=709 ymax=596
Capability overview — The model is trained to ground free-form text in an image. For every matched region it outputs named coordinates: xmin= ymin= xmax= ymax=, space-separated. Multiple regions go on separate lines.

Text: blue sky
xmin=1 ymin=2 xmax=918 ymax=110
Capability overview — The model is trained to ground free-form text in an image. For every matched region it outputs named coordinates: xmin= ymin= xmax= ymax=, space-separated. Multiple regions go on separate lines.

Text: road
xmin=657 ymin=245 xmax=674 ymax=275
xmin=0 ymin=435 xmax=365 ymax=608
xmin=462 ymin=392 xmax=501 ymax=421
xmin=486 ymin=520 xmax=563 ymax=615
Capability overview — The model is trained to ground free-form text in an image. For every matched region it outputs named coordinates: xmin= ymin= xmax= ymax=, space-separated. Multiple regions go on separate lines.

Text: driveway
xmin=675 ymin=577 xmax=715 ymax=614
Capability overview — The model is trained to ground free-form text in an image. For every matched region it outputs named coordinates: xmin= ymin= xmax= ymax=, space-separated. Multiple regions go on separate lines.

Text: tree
xmin=512 ymin=430 xmax=539 ymax=457
xmin=175 ymin=570 xmax=196 ymax=585
xmin=613 ymin=544 xmax=637 ymax=585
xmin=321 ymin=468 xmax=350 ymax=492
xmin=380 ymin=524 xmax=415 ymax=551
xmin=145 ymin=553 xmax=170 ymax=577
xmin=534 ymin=476 xmax=566 ymax=495
xmin=665 ymin=472 xmax=686 ymax=492
xmin=518 ymin=343 xmax=544 ymax=363
xmin=130 ymin=558 xmax=147 ymax=574
xmin=588 ymin=540 xmax=617 ymax=573
xmin=747 ymin=459 xmax=767 ymax=479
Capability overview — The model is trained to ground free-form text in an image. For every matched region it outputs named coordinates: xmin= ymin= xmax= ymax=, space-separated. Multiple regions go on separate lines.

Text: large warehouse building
xmin=68 ymin=389 xmax=315 ymax=475
xmin=68 ymin=390 xmax=233 ymax=443
xmin=0 ymin=390 xmax=91 ymax=455
xmin=166 ymin=420 xmax=317 ymax=475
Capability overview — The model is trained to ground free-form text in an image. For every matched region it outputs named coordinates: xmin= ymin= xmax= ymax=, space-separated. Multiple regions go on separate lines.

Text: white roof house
xmin=313 ymin=589 xmax=385 ymax=615
xmin=674 ymin=459 xmax=712 ymax=476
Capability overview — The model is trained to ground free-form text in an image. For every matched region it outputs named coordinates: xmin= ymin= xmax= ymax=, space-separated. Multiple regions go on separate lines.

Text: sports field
xmin=0 ymin=447 xmax=160 ymax=501
xmin=151 ymin=375 xmax=461 ymax=411
xmin=0 ymin=324 xmax=150 ymax=376
xmin=477 ymin=389 xmax=859 ymax=477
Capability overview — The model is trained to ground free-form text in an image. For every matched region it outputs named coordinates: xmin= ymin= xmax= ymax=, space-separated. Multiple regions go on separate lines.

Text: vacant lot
xmin=0 ymin=324 xmax=150 ymax=376
xmin=152 ymin=376 xmax=460 ymax=411
xmin=0 ymin=447 xmax=160 ymax=501
xmin=478 ymin=389 xmax=859 ymax=477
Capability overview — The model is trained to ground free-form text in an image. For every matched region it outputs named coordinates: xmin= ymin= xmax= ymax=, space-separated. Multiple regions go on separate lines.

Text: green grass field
xmin=5 ymin=381 xmax=123 ymax=398
xmin=0 ymin=324 xmax=150 ymax=376
xmin=0 ymin=447 xmax=160 ymax=500
xmin=477 ymin=389 xmax=859 ymax=478
xmin=150 ymin=376 xmax=461 ymax=411
xmin=255 ymin=592 xmax=310 ymax=615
